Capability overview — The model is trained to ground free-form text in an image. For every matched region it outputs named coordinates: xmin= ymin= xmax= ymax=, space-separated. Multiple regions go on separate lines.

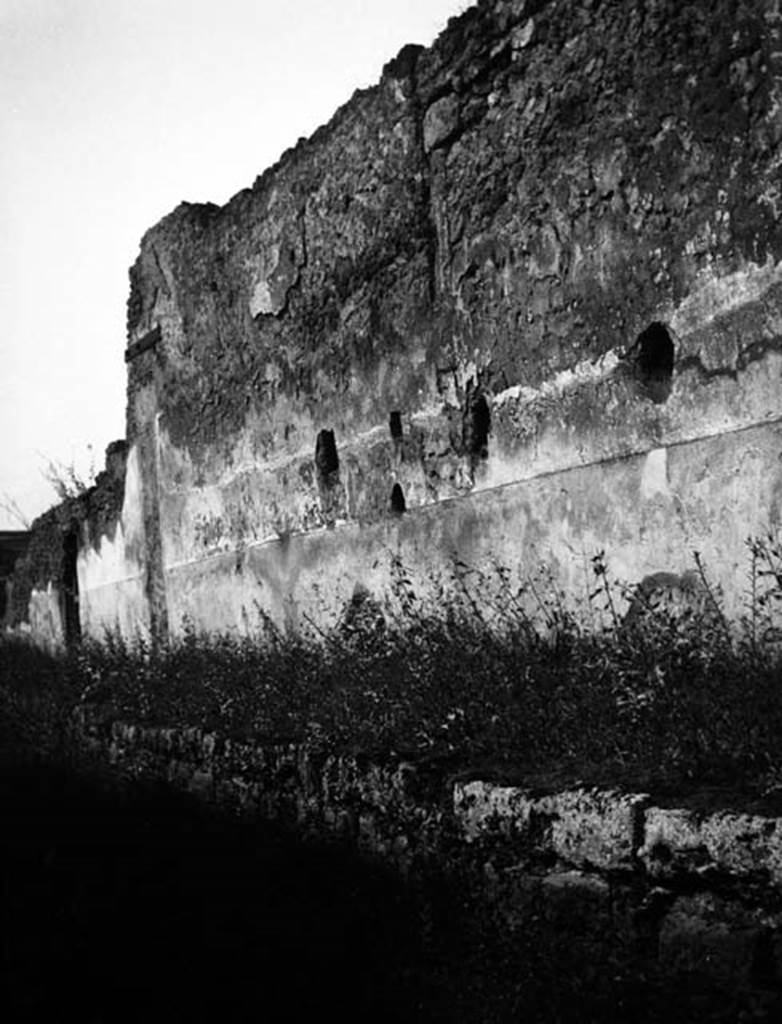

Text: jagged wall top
xmin=125 ymin=0 xmax=782 ymax=465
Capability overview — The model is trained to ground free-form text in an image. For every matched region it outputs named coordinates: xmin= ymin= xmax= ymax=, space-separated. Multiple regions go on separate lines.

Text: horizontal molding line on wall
xmin=80 ymin=573 xmax=146 ymax=591
xmin=160 ymin=411 xmax=782 ymax=576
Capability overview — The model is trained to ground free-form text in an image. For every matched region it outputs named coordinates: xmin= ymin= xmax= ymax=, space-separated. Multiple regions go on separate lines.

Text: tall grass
xmin=3 ymin=536 xmax=782 ymax=794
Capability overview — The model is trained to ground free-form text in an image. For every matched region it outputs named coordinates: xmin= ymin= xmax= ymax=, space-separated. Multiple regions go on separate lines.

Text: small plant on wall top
xmin=40 ymin=446 xmax=98 ymax=502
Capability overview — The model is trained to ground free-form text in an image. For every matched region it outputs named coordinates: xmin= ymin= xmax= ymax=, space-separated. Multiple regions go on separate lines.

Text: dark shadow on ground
xmin=3 ymin=753 xmax=781 ymax=1023
xmin=0 ymin=759 xmax=424 ymax=1023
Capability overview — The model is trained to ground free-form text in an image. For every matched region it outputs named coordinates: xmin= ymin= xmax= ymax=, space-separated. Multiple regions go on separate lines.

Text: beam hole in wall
xmin=466 ymin=393 xmax=491 ymax=460
xmin=390 ymin=483 xmax=406 ymax=514
xmin=62 ymin=525 xmax=81 ymax=646
xmin=315 ymin=429 xmax=339 ymax=486
xmin=635 ymin=322 xmax=674 ymax=404
xmin=389 ymin=410 xmax=403 ymax=440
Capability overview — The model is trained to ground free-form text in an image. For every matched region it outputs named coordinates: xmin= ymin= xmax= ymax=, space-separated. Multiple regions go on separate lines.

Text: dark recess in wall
xmin=465 ymin=393 xmax=491 ymax=461
xmin=62 ymin=525 xmax=81 ymax=646
xmin=390 ymin=483 xmax=406 ymax=514
xmin=389 ymin=411 xmax=403 ymax=440
xmin=635 ymin=323 xmax=675 ymax=404
xmin=316 ymin=429 xmax=340 ymax=487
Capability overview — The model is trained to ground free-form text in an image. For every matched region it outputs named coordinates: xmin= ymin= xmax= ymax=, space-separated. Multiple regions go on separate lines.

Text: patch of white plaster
xmin=78 ymin=444 xmax=150 ymax=640
xmin=670 ymin=257 xmax=782 ymax=337
xmin=28 ymin=583 xmax=63 ymax=651
xmin=512 ymin=18 xmax=535 ymax=49
xmin=249 ymin=279 xmax=274 ymax=318
xmin=246 ymin=240 xmax=284 ymax=318
xmin=79 ymin=523 xmax=144 ymax=592
xmin=640 ymin=447 xmax=671 ymax=501
xmin=122 ymin=445 xmax=146 ymax=548
xmin=493 ymin=350 xmax=621 ymax=408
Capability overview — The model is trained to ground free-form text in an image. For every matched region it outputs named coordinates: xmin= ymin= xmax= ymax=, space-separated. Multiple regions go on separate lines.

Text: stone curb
xmin=453 ymin=779 xmax=648 ymax=870
xmin=454 ymin=779 xmax=782 ymax=884
xmin=640 ymin=806 xmax=782 ymax=885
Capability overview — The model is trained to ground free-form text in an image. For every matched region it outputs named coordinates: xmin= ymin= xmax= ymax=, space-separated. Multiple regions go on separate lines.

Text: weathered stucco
xmin=13 ymin=0 xmax=782 ymax=641
xmin=26 ymin=583 xmax=65 ymax=652
xmin=160 ymin=420 xmax=782 ymax=633
xmin=77 ymin=445 xmax=150 ymax=640
xmin=9 ymin=443 xmax=131 ymax=647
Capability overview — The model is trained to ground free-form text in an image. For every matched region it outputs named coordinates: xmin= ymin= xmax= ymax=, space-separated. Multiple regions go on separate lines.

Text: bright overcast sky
xmin=0 ymin=0 xmax=463 ymax=529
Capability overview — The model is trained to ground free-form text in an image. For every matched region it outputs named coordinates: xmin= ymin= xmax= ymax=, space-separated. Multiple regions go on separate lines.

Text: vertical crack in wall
xmin=138 ymin=419 xmax=169 ymax=639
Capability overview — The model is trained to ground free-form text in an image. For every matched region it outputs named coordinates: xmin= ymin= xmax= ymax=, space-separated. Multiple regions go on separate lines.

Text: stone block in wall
xmin=491 ymin=866 xmax=644 ymax=988
xmin=493 ymin=866 xmax=644 ymax=964
xmin=640 ymin=806 xmax=782 ymax=886
xmin=453 ymin=780 xmax=648 ymax=870
xmin=658 ymin=894 xmax=774 ymax=986
xmin=453 ymin=780 xmax=536 ymax=842
xmin=540 ymin=871 xmax=613 ymax=941
xmin=322 ymin=755 xmax=426 ymax=822
xmin=423 ymin=95 xmax=460 ymax=152
xmin=536 ymin=790 xmax=649 ymax=872
xmin=491 ymin=865 xmax=543 ymax=930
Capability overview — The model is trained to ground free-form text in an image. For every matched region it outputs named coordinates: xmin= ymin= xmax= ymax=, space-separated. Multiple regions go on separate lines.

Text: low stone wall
xmin=456 ymin=779 xmax=782 ymax=884
xmin=74 ymin=711 xmax=448 ymax=877
xmin=70 ymin=710 xmax=782 ymax=1001
xmin=456 ymin=779 xmax=782 ymax=994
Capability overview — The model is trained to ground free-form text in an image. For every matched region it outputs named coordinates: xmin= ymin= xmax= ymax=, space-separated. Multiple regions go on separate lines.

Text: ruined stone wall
xmin=76 ymin=442 xmax=152 ymax=642
xmin=8 ymin=442 xmax=151 ymax=647
xmin=77 ymin=0 xmax=782 ymax=635
xmin=9 ymin=503 xmax=81 ymax=649
xmin=0 ymin=531 xmax=30 ymax=627
xmin=65 ymin=711 xmax=782 ymax=1004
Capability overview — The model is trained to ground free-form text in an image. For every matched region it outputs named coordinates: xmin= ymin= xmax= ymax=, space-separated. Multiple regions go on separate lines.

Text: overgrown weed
xmin=2 ymin=537 xmax=782 ymax=794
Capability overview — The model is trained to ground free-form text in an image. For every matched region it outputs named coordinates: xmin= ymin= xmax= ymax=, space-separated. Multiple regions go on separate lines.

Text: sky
xmin=0 ymin=0 xmax=464 ymax=529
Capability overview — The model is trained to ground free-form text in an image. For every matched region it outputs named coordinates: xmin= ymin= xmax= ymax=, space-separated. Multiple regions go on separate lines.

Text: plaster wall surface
xmin=113 ymin=0 xmax=782 ymax=638
xmin=146 ymin=254 xmax=782 ymax=634
xmin=15 ymin=0 xmax=782 ymax=644
xmin=77 ymin=446 xmax=151 ymax=640
xmin=27 ymin=583 xmax=64 ymax=652
xmin=161 ymin=419 xmax=782 ymax=635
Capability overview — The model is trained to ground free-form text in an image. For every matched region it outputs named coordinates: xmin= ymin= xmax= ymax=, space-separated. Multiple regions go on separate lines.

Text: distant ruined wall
xmin=8 ymin=442 xmax=149 ymax=647
xmin=17 ymin=0 xmax=782 ymax=642
xmin=0 ymin=531 xmax=30 ymax=627
xmin=77 ymin=443 xmax=152 ymax=642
